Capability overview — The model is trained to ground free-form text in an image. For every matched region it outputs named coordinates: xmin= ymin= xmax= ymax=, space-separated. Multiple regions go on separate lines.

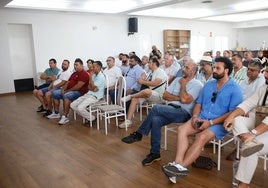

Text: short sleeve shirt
xmin=197 ymin=79 xmax=243 ymax=120
xmin=67 ymin=70 xmax=89 ymax=95
xmin=86 ymin=72 xmax=106 ymax=100
xmin=149 ymin=68 xmax=167 ymax=96
xmin=44 ymin=67 xmax=60 ymax=84
xmin=166 ymin=77 xmax=203 ymax=115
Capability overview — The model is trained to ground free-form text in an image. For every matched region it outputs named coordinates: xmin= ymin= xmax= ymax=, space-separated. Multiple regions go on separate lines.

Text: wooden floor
xmin=0 ymin=92 xmax=267 ymax=188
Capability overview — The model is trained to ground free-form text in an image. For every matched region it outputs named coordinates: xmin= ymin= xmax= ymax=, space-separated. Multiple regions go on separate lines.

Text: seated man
xmin=160 ymin=53 xmax=179 ymax=84
xmin=103 ymin=56 xmax=122 ymax=104
xmin=195 ymin=56 xmax=214 ymax=84
xmin=52 ymin=58 xmax=89 ymax=125
xmin=44 ymin=59 xmax=72 ymax=117
xmin=70 ymin=61 xmax=106 ymax=122
xmin=224 ymin=66 xmax=268 ymax=188
xmin=119 ymin=57 xmax=167 ymax=128
xmin=121 ymin=59 xmax=203 ymax=166
xmin=162 ymin=57 xmax=243 ymax=183
xmin=240 ymin=59 xmax=265 ymax=100
xmin=33 ymin=58 xmax=60 ymax=112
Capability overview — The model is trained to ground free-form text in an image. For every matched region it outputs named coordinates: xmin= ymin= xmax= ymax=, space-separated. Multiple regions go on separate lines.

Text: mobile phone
xmin=195 ymin=121 xmax=203 ymax=128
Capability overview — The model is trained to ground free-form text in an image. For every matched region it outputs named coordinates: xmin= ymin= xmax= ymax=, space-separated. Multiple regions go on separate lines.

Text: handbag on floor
xmin=192 ymin=156 xmax=217 ymax=170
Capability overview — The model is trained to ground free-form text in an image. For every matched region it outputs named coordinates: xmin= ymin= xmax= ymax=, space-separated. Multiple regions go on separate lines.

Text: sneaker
xmin=58 ymin=115 xmax=69 ymax=125
xmin=36 ymin=107 xmax=47 ymax=113
xmin=162 ymin=162 xmax=189 ymax=177
xmin=118 ymin=119 xmax=132 ymax=129
xmin=43 ymin=110 xmax=52 ymax=117
xmin=142 ymin=153 xmax=161 ymax=165
xmin=169 ymin=176 xmax=177 ymax=184
xmin=121 ymin=131 xmax=142 ymax=144
xmin=240 ymin=138 xmax=264 ymax=157
xmin=47 ymin=112 xmax=61 ymax=119
xmin=121 ymin=95 xmax=132 ymax=103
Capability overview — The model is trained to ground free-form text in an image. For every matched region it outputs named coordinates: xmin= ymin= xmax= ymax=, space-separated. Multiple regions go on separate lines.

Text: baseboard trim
xmin=0 ymin=92 xmax=16 ymax=97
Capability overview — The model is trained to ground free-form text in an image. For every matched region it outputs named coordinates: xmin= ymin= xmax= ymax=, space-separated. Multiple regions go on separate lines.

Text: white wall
xmin=236 ymin=27 xmax=268 ymax=51
xmin=0 ymin=8 xmax=237 ymax=94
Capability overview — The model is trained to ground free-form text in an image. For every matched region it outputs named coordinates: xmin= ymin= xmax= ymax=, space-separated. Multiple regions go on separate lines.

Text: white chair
xmin=97 ymin=76 xmax=127 ymax=135
xmin=259 ymin=154 xmax=268 ymax=170
xmin=163 ymin=122 xmax=184 ymax=150
xmin=210 ymin=132 xmax=235 ymax=171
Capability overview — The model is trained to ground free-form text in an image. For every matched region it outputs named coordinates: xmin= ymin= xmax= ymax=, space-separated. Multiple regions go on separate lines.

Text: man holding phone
xmin=162 ymin=57 xmax=243 ymax=183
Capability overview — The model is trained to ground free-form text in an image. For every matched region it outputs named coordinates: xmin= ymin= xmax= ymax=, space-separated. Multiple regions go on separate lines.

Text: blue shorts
xmin=52 ymin=89 xmax=81 ymax=102
xmin=37 ymin=83 xmax=50 ymax=89
xmin=40 ymin=87 xmax=49 ymax=95
xmin=208 ymin=124 xmax=228 ymax=140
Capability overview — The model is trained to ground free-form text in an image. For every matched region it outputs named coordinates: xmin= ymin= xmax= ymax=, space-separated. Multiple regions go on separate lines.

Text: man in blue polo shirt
xmin=162 ymin=57 xmax=243 ymax=183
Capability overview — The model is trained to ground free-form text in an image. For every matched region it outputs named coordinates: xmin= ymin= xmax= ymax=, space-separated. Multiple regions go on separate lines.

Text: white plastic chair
xmin=97 ymin=76 xmax=127 ymax=135
xmin=210 ymin=132 xmax=235 ymax=171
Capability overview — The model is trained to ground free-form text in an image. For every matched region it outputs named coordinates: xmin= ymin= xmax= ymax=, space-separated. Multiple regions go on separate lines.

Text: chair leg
xmin=105 ymin=112 xmax=108 ymax=135
xmin=140 ymin=104 xmax=142 ymax=121
xmin=164 ymin=126 xmax=167 ymax=150
xmin=74 ymin=111 xmax=76 ymax=120
xmin=264 ymin=155 xmax=267 ymax=171
xmin=97 ymin=110 xmax=100 ymax=130
xmin=217 ymin=140 xmax=221 ymax=171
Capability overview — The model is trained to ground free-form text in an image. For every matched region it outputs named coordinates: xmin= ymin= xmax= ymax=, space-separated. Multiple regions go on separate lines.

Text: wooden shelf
xmin=164 ymin=29 xmax=190 ymax=59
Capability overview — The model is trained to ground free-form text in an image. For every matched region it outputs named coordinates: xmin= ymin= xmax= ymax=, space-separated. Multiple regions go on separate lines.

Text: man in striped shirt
xmin=231 ymin=54 xmax=248 ymax=85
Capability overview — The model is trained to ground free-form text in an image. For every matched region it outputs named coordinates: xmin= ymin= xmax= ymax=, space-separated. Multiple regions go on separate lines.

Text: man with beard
xmin=120 ymin=54 xmax=130 ymax=76
xmin=162 ymin=57 xmax=243 ymax=183
xmin=121 ymin=60 xmax=203 ymax=165
xmin=223 ymin=66 xmax=268 ymax=188
xmin=44 ymin=59 xmax=72 ymax=117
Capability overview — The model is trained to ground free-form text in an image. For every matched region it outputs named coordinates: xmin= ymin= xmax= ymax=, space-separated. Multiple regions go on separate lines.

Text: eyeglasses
xmin=211 ymin=92 xmax=217 ymax=103
xmin=106 ymin=59 xmax=112 ymax=62
xmin=247 ymin=68 xmax=258 ymax=72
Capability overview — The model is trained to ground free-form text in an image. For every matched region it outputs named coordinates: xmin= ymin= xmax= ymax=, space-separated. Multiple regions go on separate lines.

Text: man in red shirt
xmin=51 ymin=58 xmax=89 ymax=125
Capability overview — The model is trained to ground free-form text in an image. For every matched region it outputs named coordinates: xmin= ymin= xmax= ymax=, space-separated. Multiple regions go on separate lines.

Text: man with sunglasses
xmin=162 ymin=57 xmax=243 ymax=183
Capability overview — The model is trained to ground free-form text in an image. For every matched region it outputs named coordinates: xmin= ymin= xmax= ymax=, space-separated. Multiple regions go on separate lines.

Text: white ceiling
xmin=2 ymin=0 xmax=268 ymax=22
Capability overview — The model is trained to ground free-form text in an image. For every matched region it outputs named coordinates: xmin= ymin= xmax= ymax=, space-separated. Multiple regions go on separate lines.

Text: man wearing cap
xmin=231 ymin=54 xmax=248 ymax=85
xmin=196 ymin=56 xmax=214 ymax=84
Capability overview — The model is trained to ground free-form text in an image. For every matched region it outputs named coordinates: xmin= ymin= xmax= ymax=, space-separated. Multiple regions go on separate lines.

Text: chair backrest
xmin=163 ymin=74 xmax=169 ymax=90
xmin=114 ymin=75 xmax=126 ymax=106
xmin=103 ymin=73 xmax=110 ymax=104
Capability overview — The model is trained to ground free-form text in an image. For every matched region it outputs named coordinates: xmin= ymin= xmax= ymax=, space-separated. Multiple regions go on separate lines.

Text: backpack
xmin=192 ymin=156 xmax=217 ymax=170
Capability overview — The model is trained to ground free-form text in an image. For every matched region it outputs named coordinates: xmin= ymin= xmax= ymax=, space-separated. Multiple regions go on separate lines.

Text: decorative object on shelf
xmin=163 ymin=30 xmax=191 ymax=59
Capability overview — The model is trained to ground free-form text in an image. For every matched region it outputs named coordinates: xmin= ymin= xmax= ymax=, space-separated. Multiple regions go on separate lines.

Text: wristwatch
xmin=251 ymin=129 xmax=257 ymax=136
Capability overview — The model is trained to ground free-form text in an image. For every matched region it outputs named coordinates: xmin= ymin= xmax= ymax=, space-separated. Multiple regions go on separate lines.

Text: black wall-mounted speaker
xmin=128 ymin=17 xmax=138 ymax=33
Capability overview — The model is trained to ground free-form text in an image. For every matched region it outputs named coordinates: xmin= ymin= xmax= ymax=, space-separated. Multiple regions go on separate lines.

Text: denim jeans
xmin=137 ymin=104 xmax=191 ymax=154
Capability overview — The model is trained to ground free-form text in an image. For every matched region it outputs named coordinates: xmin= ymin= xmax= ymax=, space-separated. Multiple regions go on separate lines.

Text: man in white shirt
xmin=119 ymin=57 xmax=167 ymax=128
xmin=103 ymin=56 xmax=122 ymax=104
xmin=224 ymin=66 xmax=268 ymax=188
xmin=240 ymin=59 xmax=265 ymax=100
xmin=160 ymin=53 xmax=179 ymax=84
xmin=45 ymin=59 xmax=72 ymax=117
